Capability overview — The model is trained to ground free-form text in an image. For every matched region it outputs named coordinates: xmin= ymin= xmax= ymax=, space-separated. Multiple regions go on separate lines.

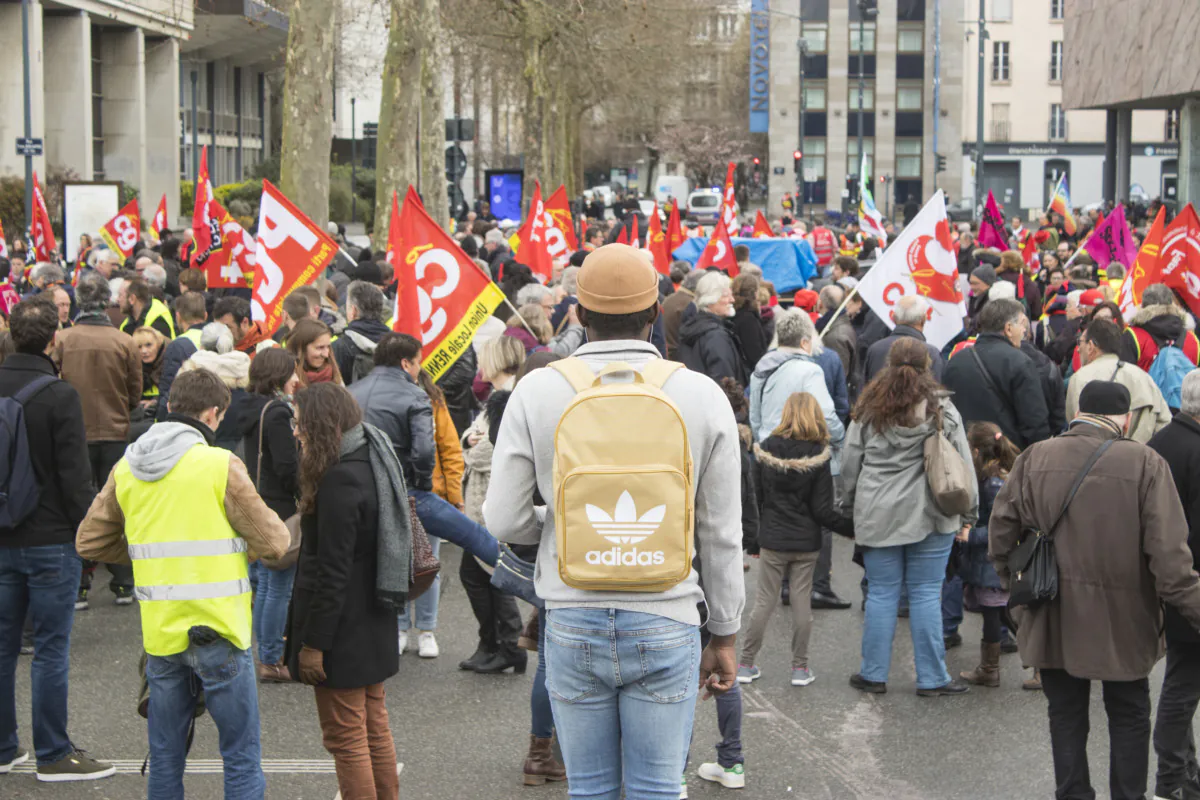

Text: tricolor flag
xmin=858 ymin=157 xmax=887 ymax=246
xmin=1047 ymin=175 xmax=1077 ymax=235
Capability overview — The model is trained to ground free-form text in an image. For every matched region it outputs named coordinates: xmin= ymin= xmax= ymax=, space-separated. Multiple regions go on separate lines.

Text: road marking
xmin=10 ymin=758 xmax=352 ymax=775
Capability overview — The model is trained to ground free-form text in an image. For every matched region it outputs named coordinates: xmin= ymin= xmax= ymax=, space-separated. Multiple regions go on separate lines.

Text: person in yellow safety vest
xmin=76 ymin=368 xmax=290 ymax=798
xmin=838 ymin=222 xmax=863 ymax=257
xmin=119 ymin=278 xmax=175 ymax=340
xmin=155 ymin=292 xmax=210 ymax=422
xmin=1106 ymin=262 xmax=1126 ymax=295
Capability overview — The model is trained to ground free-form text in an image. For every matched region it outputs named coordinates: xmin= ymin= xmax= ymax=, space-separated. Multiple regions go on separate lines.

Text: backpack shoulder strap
xmin=640 ymin=359 xmax=683 ymax=389
xmin=549 ymin=358 xmax=596 ymax=393
xmin=13 ymin=374 xmax=58 ymax=406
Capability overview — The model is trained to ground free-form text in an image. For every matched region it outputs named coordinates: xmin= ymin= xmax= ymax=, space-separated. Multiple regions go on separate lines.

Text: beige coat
xmin=1065 ymin=353 xmax=1170 ymax=443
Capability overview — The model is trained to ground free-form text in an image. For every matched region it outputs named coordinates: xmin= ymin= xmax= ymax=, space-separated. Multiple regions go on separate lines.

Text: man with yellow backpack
xmin=485 ymin=243 xmax=746 ymax=798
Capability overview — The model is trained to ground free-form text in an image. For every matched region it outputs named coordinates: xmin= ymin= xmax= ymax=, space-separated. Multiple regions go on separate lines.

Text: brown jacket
xmin=54 ymin=318 xmax=142 ymax=442
xmin=77 ymin=448 xmax=290 ymax=566
xmin=430 ymin=398 xmax=464 ymax=507
xmin=990 ymin=423 xmax=1200 ymax=681
xmin=662 ymin=289 xmax=694 ymax=362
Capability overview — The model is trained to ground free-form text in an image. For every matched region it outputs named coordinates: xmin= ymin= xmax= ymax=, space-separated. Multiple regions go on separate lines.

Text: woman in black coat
xmin=730 ymin=274 xmax=770 ymax=372
xmin=287 ymin=383 xmax=399 ymax=800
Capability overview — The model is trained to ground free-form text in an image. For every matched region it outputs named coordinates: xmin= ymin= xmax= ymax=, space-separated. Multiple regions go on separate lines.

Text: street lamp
xmin=797 ymin=33 xmax=809 ymax=218
xmin=351 ymin=97 xmax=357 ymax=223
xmin=855 ymin=0 xmax=877 ymax=199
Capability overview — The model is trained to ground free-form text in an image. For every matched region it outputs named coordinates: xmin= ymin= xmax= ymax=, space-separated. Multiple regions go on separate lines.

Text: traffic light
xmin=793 ymin=150 xmax=802 ymax=173
xmin=935 ymin=153 xmax=947 ymax=173
xmin=752 ymin=156 xmax=761 ymax=166
xmin=879 ymin=175 xmax=886 ymax=184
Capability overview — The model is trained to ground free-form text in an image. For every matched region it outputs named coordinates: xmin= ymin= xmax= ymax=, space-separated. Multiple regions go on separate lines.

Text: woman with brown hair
xmin=288 ymin=318 xmax=343 ymax=386
xmin=730 ymin=274 xmax=769 ymax=370
xmin=287 ymin=383 xmax=404 ymax=799
xmin=841 ymin=337 xmax=977 ymax=697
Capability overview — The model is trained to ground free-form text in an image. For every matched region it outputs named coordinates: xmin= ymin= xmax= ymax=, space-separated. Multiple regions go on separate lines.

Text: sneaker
xmin=791 ymin=667 xmax=815 ymax=686
xmin=944 ymin=631 xmax=963 ymax=649
xmin=679 ymin=775 xmax=688 ymax=799
xmin=112 ymin=587 xmax=134 ymax=606
xmin=36 ymin=749 xmax=116 ymax=782
xmin=736 ymin=664 xmax=760 ymax=684
xmin=698 ymin=762 xmax=745 ymax=789
xmin=74 ymin=589 xmax=89 ymax=611
xmin=398 ymin=631 xmax=408 ymax=655
xmin=916 ymin=678 xmax=971 ymax=697
xmin=0 ymin=747 xmax=29 ymax=774
xmin=418 ymin=632 xmax=439 ymax=658
xmin=849 ymin=673 xmax=887 ymax=694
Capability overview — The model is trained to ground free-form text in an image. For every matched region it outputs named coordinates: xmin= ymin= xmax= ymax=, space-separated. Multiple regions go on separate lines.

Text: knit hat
xmin=576 ymin=244 xmax=659 ymax=314
xmin=971 ymin=265 xmax=998 ymax=286
xmin=1079 ymin=381 xmax=1131 ymax=415
xmin=1078 ymin=288 xmax=1105 ymax=309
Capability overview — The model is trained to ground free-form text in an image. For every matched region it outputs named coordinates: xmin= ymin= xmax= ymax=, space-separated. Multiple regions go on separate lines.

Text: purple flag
xmin=1084 ymin=205 xmax=1137 ymax=269
xmin=977 ymin=190 xmax=1009 ymax=250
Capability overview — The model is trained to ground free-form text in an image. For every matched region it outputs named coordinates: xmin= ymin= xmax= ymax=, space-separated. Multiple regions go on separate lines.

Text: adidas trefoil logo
xmin=586 ymin=491 xmax=666 ymax=545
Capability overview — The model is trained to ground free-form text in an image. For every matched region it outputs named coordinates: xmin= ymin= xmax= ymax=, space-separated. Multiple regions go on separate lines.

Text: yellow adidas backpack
xmin=548 ymin=358 xmax=694 ymax=592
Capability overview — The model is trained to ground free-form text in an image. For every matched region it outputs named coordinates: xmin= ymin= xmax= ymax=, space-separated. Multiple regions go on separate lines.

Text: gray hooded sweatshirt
xmin=125 ymin=422 xmax=208 ymax=482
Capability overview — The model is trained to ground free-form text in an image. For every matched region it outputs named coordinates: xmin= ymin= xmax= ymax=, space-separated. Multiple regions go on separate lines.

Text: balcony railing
xmin=991 ymin=120 xmax=1011 ymax=142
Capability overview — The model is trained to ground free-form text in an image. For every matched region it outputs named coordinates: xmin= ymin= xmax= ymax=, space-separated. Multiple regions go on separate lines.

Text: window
xmin=897 ymin=83 xmax=923 ymax=111
xmin=804 ymin=138 xmax=826 ymax=179
xmin=1051 ymin=0 xmax=1064 ymax=20
xmin=801 ymin=24 xmax=827 ymax=53
xmin=717 ymin=13 xmax=737 ymax=39
xmin=992 ymin=41 xmax=1010 ymax=81
xmin=1167 ymin=109 xmax=1181 ymax=141
xmin=803 ymin=83 xmax=826 ymax=111
xmin=896 ymin=139 xmax=922 ymax=178
xmin=847 ymin=138 xmax=875 ymax=177
xmin=850 ymin=23 xmax=876 ymax=53
xmin=1050 ymin=104 xmax=1067 ymax=140
xmin=849 ymin=83 xmax=875 ymax=111
xmin=1050 ymin=42 xmax=1063 ymax=82
xmin=897 ymin=25 xmax=924 ymax=53
xmin=991 ymin=103 xmax=1011 ymax=141
xmin=992 ymin=0 xmax=1013 ymax=21
xmin=695 ymin=16 xmax=711 ymax=39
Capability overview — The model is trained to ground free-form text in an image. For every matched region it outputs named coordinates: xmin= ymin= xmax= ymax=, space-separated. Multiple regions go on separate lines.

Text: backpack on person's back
xmin=0 ymin=374 xmax=57 ymax=530
xmin=1149 ymin=342 xmax=1197 ymax=410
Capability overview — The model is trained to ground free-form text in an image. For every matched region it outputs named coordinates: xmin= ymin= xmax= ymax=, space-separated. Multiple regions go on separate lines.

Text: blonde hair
xmin=132 ymin=326 xmax=166 ymax=353
xmin=772 ymin=391 xmax=830 ymax=443
xmin=479 ymin=335 xmax=525 ymax=383
xmin=510 ymin=303 xmax=553 ymax=345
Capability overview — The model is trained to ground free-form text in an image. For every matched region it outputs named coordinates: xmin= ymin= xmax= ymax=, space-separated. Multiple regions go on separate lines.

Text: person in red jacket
xmin=1119 ymin=284 xmax=1200 ymax=372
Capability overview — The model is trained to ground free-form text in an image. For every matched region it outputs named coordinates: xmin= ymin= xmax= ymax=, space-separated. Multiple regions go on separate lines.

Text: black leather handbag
xmin=1009 ymin=439 xmax=1114 ymax=608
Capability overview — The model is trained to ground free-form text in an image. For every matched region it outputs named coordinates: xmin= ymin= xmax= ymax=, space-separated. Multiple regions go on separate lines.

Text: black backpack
xmin=0 ymin=375 xmax=57 ymax=530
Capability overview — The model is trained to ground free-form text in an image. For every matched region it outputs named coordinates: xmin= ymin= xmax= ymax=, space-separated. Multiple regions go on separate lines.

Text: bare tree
xmin=652 ymin=123 xmax=750 ymax=188
xmin=420 ymin=0 xmax=448 ymax=225
xmin=280 ymin=0 xmax=336 ymax=226
xmin=373 ymin=0 xmax=424 ymax=250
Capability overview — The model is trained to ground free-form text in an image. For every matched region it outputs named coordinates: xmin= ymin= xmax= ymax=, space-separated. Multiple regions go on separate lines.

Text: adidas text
xmin=585 ymin=547 xmax=666 ymax=566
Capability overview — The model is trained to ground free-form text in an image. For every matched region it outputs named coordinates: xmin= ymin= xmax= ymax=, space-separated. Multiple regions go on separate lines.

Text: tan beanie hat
xmin=576 ymin=244 xmax=659 ymax=314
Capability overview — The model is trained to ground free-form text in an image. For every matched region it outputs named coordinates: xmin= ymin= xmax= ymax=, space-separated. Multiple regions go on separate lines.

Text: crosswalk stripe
xmin=11 ymin=758 xmax=344 ymax=775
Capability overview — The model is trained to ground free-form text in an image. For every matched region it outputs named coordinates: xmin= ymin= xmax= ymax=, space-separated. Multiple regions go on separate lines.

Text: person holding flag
xmin=858 ymin=159 xmax=888 ymax=248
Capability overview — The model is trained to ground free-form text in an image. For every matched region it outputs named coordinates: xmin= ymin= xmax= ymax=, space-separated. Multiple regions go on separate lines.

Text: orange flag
xmin=390 ymin=185 xmax=505 ymax=378
xmin=543 ymin=185 xmax=579 ymax=252
xmin=99 ymin=198 xmax=141 ymax=259
xmin=666 ymin=199 xmax=685 ymax=253
xmin=694 ymin=214 xmax=739 ymax=276
xmin=1119 ymin=206 xmax=1166 ymax=320
xmin=1158 ymin=203 xmax=1200 ymax=316
xmin=753 ymin=210 xmax=773 ymax=239
xmin=647 ymin=205 xmax=670 ymax=275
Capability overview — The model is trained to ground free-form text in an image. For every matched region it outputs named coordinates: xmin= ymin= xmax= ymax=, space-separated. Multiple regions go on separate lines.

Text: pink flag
xmin=1083 ymin=204 xmax=1138 ymax=270
xmin=976 ymin=190 xmax=1009 ymax=250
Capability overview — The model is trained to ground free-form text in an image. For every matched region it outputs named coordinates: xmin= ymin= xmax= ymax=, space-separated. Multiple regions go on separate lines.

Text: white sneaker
xmin=418 ymin=631 xmax=439 ymax=658
xmin=697 ymin=761 xmax=745 ymax=789
xmin=398 ymin=631 xmax=408 ymax=655
xmin=679 ymin=775 xmax=688 ymax=799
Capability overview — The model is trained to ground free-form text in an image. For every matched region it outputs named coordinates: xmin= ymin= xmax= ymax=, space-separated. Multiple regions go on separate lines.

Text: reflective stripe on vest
xmin=134 ymin=578 xmax=251 ymax=603
xmin=129 ymin=538 xmax=247 ymax=560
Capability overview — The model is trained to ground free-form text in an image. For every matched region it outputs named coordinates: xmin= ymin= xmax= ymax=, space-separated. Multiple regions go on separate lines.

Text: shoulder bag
xmin=408 ymin=496 xmax=440 ymax=601
xmin=1008 ymin=438 xmax=1115 ymax=608
xmin=255 ymin=400 xmax=303 ymax=571
xmin=924 ymin=405 xmax=974 ymax=516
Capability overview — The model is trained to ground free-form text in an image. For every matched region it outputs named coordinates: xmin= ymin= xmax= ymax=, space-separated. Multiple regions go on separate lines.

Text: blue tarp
xmin=671 ymin=237 xmax=817 ymax=293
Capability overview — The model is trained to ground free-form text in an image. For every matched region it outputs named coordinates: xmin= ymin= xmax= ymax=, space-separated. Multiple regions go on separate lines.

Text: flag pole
xmin=457 ymin=249 xmax=539 ymax=339
xmin=817 ymin=283 xmax=861 ymax=340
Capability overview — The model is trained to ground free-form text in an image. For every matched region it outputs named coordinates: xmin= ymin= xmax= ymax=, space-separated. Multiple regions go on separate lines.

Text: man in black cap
xmin=990 ymin=381 xmax=1200 ymax=800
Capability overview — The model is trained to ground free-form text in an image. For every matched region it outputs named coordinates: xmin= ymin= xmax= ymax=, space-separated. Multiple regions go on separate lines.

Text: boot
xmin=518 ymin=611 xmax=540 ymax=652
xmin=1023 ymin=668 xmax=1043 ymax=691
xmin=959 ymin=641 xmax=1001 ymax=687
xmin=522 ymin=734 xmax=566 ymax=786
xmin=475 ymin=646 xmax=528 ymax=674
xmin=459 ymin=644 xmax=494 ymax=672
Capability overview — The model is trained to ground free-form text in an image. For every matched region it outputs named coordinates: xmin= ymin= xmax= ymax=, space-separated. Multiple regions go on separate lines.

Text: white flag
xmin=856 ymin=190 xmax=966 ymax=349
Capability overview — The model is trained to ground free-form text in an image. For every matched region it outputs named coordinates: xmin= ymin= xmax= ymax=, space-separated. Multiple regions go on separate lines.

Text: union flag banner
xmin=389 ymin=185 xmax=505 ymax=380
xmin=190 ymin=146 xmax=216 ymax=269
xmin=152 ymin=195 xmax=169 ymax=236
xmin=30 ymin=172 xmax=56 ymax=262
xmin=251 ymin=180 xmax=338 ymax=333
xmin=1158 ymin=203 xmax=1200 ymax=316
xmin=385 ymin=190 xmax=421 ymax=341
xmin=694 ymin=214 xmax=738 ymax=276
xmin=753 ymin=210 xmax=773 ymax=239
xmin=647 ymin=205 xmax=670 ymax=275
xmin=718 ymin=162 xmax=738 ymax=234
xmin=200 ymin=196 xmax=252 ymax=289
xmin=512 ymin=184 xmax=575 ymax=265
xmin=99 ymin=198 xmax=141 ymax=259
xmin=520 ymin=182 xmax=554 ymax=282
xmin=666 ymin=199 xmax=686 ymax=254
xmin=1119 ymin=205 xmax=1166 ymax=321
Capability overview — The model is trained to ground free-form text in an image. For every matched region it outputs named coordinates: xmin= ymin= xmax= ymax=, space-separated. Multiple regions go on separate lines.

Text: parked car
xmin=687 ymin=188 xmax=738 ymax=224
xmin=946 ymin=199 xmax=977 ymax=223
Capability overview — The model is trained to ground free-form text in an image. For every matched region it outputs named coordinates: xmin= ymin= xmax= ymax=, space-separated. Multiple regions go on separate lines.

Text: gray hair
xmin=1107 ymin=263 xmax=1126 ymax=281
xmin=1066 ymin=289 xmax=1084 ymax=309
xmin=560 ymin=266 xmax=579 ymax=296
xmin=200 ymin=321 xmax=235 ymax=354
xmin=347 ymin=280 xmax=387 ymax=322
xmin=1143 ymin=283 xmax=1175 ymax=307
xmin=143 ymin=263 xmax=167 ymax=288
xmin=818 ymin=284 xmax=845 ymax=315
xmin=987 ymin=281 xmax=1017 ymax=302
xmin=134 ymin=249 xmax=163 ymax=266
xmin=892 ymin=294 xmax=930 ymax=326
xmin=516 ymin=283 xmax=553 ymax=307
xmin=694 ymin=272 xmax=732 ymax=310
xmin=108 ymin=277 xmax=126 ymax=305
xmin=978 ymin=298 xmax=1027 ymax=334
xmin=775 ymin=307 xmax=817 ymax=349
xmin=1181 ymin=370 xmax=1200 ymax=417
xmin=96 ymin=249 xmax=122 ymax=266
xmin=681 ymin=269 xmax=705 ymax=293
xmin=75 ymin=273 xmax=111 ymax=313
xmin=30 ymin=262 xmax=64 ymax=285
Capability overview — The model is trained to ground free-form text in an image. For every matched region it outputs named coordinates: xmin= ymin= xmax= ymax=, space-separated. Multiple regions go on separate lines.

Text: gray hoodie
xmin=125 ymin=422 xmax=206 ymax=482
xmin=839 ymin=396 xmax=978 ymax=548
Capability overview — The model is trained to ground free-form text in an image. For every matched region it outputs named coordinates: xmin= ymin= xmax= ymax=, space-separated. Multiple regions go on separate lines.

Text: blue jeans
xmin=145 ymin=637 xmax=265 ymax=799
xmin=410 ymin=489 xmax=498 ymax=567
xmin=860 ymin=533 xmax=954 ymax=690
xmin=531 ymin=612 xmax=553 ymax=738
xmin=546 ymin=608 xmax=700 ymax=799
xmin=251 ymin=561 xmax=296 ymax=664
xmin=0 ymin=544 xmax=81 ymax=765
xmin=398 ymin=536 xmax=441 ymax=631
xmin=942 ymin=574 xmax=964 ymax=636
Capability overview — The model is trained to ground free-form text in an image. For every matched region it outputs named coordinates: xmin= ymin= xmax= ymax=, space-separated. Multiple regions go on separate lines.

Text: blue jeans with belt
xmin=545 ymin=608 xmax=700 ymax=799
xmin=0 ymin=544 xmax=81 ymax=766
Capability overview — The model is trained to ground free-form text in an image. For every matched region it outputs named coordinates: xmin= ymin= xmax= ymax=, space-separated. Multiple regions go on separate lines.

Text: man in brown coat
xmin=990 ymin=381 xmax=1200 ymax=800
xmin=53 ymin=273 xmax=142 ymax=608
xmin=662 ymin=267 xmax=701 ymax=362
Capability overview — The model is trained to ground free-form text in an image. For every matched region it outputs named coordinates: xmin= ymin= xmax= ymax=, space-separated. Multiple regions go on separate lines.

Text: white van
xmin=655 ymin=175 xmax=690 ymax=205
xmin=687 ymin=188 xmax=738 ymax=224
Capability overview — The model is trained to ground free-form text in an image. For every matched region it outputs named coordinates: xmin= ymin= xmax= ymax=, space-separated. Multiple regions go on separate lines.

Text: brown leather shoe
xmin=1023 ymin=668 xmax=1042 ymax=691
xmin=960 ymin=641 xmax=1001 ymax=687
xmin=522 ymin=734 xmax=566 ymax=786
xmin=257 ymin=661 xmax=292 ymax=683
xmin=518 ymin=611 xmax=540 ymax=652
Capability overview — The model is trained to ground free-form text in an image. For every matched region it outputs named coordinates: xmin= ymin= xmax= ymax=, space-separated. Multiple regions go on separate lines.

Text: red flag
xmin=752 ymin=210 xmax=773 ymax=239
xmin=543 ymin=186 xmax=579 ymax=252
xmin=30 ymin=172 xmax=56 ymax=262
xmin=631 ymin=215 xmax=640 ymax=249
xmin=386 ymin=190 xmax=421 ymax=340
xmin=251 ymin=180 xmax=339 ymax=334
xmin=390 ymin=185 xmax=506 ymax=379
xmin=191 ymin=146 xmax=218 ymax=270
xmin=153 ymin=195 xmax=168 ymax=235
xmin=580 ymin=216 xmax=589 ymax=249
xmin=616 ymin=225 xmax=628 ymax=245
xmin=694 ymin=215 xmax=738 ymax=276
xmin=520 ymin=182 xmax=554 ymax=282
xmin=224 ymin=216 xmax=257 ymax=287
xmin=666 ymin=199 xmax=685 ymax=253
xmin=99 ymin=198 xmax=141 ymax=259
xmin=1119 ymin=205 xmax=1166 ymax=320
xmin=0 ymin=219 xmax=8 ymax=259
xmin=647 ymin=205 xmax=670 ymax=275
xmin=1158 ymin=203 xmax=1200 ymax=316
xmin=718 ymin=162 xmax=738 ymax=233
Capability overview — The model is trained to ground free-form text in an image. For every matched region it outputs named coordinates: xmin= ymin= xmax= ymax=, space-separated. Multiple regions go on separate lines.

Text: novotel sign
xmin=749 ymin=0 xmax=769 ymax=133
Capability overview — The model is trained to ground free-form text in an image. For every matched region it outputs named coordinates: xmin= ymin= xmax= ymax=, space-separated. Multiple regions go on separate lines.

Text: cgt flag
xmin=718 ymin=162 xmax=738 ymax=234
xmin=99 ymin=198 xmax=141 ymax=260
xmin=856 ymin=190 xmax=965 ymax=349
xmin=385 ymin=189 xmax=421 ymax=341
xmin=753 ymin=210 xmax=773 ymax=238
xmin=1119 ymin=205 xmax=1166 ymax=321
xmin=390 ymin=185 xmax=505 ymax=380
xmin=152 ymin=195 xmax=169 ymax=238
xmin=666 ymin=198 xmax=686 ymax=254
xmin=251 ymin=180 xmax=338 ymax=333
xmin=1158 ymin=203 xmax=1200 ymax=317
xmin=30 ymin=171 xmax=57 ymax=262
xmin=647 ymin=205 xmax=671 ymax=275
xmin=694 ymin=213 xmax=739 ymax=276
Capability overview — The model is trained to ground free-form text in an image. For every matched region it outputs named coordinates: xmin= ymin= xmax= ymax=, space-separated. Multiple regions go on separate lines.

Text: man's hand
xmin=699 ymin=635 xmax=738 ymax=700
xmin=298 ymin=645 xmax=326 ymax=686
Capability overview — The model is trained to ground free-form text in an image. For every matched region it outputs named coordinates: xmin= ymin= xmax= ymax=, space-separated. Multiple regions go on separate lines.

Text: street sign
xmin=772 ymin=166 xmax=785 ymax=175
xmin=444 ymin=145 xmax=467 ymax=182
xmin=15 ymin=137 xmax=42 ymax=157
xmin=444 ymin=118 xmax=475 ymax=141
xmin=362 ymin=122 xmax=378 ymax=139
xmin=803 ymin=169 xmax=818 ymax=184
xmin=840 ymin=189 xmax=851 ymax=198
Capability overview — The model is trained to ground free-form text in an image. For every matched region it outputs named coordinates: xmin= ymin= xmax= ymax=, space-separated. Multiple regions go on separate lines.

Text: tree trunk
xmin=373 ymin=0 xmax=422 ymax=250
xmin=419 ymin=0 xmax=447 ymax=227
xmin=472 ymin=59 xmax=482 ymax=202
xmin=280 ymin=0 xmax=336 ymax=227
xmin=520 ymin=6 xmax=546 ymax=201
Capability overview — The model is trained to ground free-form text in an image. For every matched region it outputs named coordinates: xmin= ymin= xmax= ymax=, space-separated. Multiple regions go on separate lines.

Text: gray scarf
xmin=339 ymin=423 xmax=412 ymax=612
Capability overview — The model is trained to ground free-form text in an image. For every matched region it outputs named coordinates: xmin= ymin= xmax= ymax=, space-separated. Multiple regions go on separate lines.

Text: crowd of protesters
xmin=2 ymin=190 xmax=1200 ymax=800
